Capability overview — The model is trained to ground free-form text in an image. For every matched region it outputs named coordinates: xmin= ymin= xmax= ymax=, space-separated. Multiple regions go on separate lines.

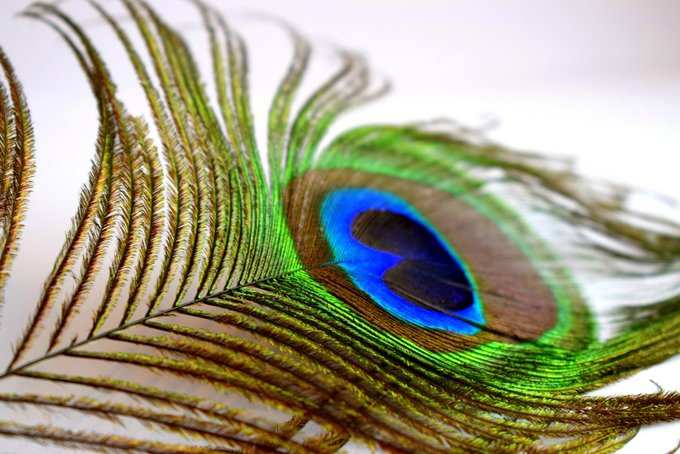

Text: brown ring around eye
xmin=285 ymin=169 xmax=562 ymax=352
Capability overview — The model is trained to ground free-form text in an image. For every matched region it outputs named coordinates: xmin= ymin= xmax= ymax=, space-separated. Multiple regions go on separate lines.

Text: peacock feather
xmin=0 ymin=1 xmax=679 ymax=452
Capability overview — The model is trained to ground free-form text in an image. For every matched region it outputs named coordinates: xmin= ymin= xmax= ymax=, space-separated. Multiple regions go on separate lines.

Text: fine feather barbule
xmin=0 ymin=0 xmax=678 ymax=452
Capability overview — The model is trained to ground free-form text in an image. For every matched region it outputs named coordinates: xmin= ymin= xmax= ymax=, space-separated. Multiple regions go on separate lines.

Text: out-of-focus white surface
xmin=1 ymin=0 xmax=680 ymax=452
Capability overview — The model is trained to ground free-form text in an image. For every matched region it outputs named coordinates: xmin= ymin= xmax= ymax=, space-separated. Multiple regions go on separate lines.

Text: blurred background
xmin=1 ymin=0 xmax=680 ymax=452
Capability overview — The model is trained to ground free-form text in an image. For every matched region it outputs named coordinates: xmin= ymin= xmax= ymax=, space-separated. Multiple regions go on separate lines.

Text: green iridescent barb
xmin=0 ymin=1 xmax=679 ymax=452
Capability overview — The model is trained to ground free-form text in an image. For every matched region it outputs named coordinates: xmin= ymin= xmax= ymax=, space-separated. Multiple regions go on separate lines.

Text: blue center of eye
xmin=352 ymin=209 xmax=474 ymax=311
xmin=320 ymin=188 xmax=484 ymax=334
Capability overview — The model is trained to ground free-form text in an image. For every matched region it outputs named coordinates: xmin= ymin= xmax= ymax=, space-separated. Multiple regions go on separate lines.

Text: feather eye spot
xmin=288 ymin=170 xmax=564 ymax=350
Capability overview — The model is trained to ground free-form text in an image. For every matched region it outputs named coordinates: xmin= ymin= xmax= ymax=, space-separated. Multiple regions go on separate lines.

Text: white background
xmin=1 ymin=0 xmax=680 ymax=452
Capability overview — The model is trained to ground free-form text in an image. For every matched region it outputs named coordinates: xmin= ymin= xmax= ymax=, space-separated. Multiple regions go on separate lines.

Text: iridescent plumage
xmin=0 ymin=1 xmax=678 ymax=452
